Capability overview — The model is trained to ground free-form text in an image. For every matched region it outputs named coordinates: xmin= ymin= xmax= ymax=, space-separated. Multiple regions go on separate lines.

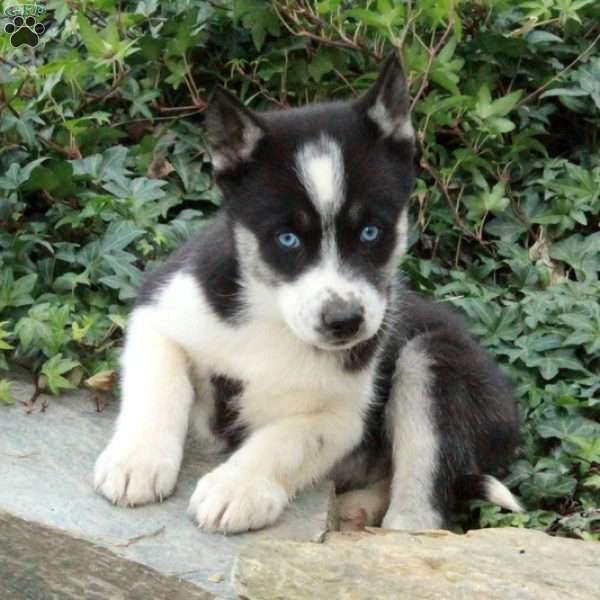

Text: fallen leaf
xmin=85 ymin=370 xmax=117 ymax=392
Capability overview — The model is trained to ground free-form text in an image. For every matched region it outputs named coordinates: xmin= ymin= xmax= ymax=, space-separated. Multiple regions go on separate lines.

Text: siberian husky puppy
xmin=94 ymin=53 xmax=522 ymax=533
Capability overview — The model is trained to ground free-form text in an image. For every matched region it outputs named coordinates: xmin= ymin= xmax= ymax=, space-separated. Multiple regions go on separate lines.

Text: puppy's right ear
xmin=204 ymin=86 xmax=266 ymax=173
xmin=356 ymin=52 xmax=414 ymax=143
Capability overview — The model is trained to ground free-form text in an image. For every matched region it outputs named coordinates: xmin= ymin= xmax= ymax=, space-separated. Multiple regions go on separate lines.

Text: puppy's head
xmin=205 ymin=53 xmax=415 ymax=350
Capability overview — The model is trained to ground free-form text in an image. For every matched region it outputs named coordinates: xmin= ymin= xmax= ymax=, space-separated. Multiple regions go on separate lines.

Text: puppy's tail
xmin=455 ymin=474 xmax=524 ymax=513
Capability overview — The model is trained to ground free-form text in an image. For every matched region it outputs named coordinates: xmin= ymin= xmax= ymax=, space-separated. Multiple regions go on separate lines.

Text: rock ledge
xmin=234 ymin=526 xmax=600 ymax=600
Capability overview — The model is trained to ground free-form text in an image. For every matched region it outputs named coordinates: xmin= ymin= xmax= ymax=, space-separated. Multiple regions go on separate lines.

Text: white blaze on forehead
xmin=295 ymin=134 xmax=345 ymax=218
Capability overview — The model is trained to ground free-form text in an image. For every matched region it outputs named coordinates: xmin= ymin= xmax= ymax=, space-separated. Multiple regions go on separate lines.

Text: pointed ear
xmin=357 ymin=52 xmax=414 ymax=142
xmin=204 ymin=86 xmax=266 ymax=172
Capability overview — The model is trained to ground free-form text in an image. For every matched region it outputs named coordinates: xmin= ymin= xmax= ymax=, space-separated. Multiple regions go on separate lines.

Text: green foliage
xmin=0 ymin=377 xmax=15 ymax=405
xmin=1 ymin=0 xmax=598 ymax=537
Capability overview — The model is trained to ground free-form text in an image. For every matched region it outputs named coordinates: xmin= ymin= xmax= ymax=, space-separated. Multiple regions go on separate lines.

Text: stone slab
xmin=0 ymin=377 xmax=334 ymax=599
xmin=234 ymin=527 xmax=600 ymax=600
xmin=0 ymin=511 xmax=215 ymax=600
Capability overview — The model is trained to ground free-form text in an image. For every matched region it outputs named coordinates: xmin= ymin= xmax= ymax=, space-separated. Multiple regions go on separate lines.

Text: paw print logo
xmin=4 ymin=15 xmax=45 ymax=47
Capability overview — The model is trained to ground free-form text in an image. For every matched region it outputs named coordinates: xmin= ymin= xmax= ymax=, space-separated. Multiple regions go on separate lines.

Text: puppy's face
xmin=206 ymin=55 xmax=415 ymax=350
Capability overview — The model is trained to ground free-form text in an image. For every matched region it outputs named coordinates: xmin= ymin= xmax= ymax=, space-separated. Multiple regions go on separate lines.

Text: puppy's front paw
xmin=188 ymin=463 xmax=288 ymax=534
xmin=94 ymin=435 xmax=182 ymax=507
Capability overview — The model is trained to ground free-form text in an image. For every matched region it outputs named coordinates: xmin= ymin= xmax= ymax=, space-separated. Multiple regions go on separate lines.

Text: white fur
xmin=368 ymin=97 xmax=414 ymax=141
xmin=381 ymin=338 xmax=443 ymax=530
xmin=484 ymin=475 xmax=524 ymax=513
xmin=211 ymin=113 xmax=263 ymax=172
xmin=397 ymin=207 xmax=409 ymax=255
xmin=188 ymin=461 xmax=288 ymax=533
xmin=234 ymin=223 xmax=278 ymax=286
xmin=95 ymin=270 xmax=372 ymax=532
xmin=278 ymin=252 xmax=386 ymax=351
xmin=233 ymin=220 xmax=386 ymax=352
xmin=234 ymin=222 xmax=385 ymax=351
xmin=94 ymin=317 xmax=194 ymax=506
xmin=383 ymin=207 xmax=409 ymax=279
xmin=295 ymin=134 xmax=345 ymax=219
xmin=286 ymin=135 xmax=391 ymax=351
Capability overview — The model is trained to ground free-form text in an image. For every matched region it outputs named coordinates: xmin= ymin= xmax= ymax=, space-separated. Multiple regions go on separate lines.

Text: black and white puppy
xmin=94 ymin=54 xmax=522 ymax=533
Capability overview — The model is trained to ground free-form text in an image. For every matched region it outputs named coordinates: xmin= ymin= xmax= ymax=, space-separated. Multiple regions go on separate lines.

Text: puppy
xmin=94 ymin=53 xmax=522 ymax=533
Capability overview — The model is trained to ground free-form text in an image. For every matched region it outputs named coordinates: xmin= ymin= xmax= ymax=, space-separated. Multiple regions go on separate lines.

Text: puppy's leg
xmin=189 ymin=405 xmax=364 ymax=533
xmin=337 ymin=478 xmax=391 ymax=531
xmin=381 ymin=337 xmax=444 ymax=530
xmin=94 ymin=308 xmax=194 ymax=506
xmin=382 ymin=325 xmax=520 ymax=530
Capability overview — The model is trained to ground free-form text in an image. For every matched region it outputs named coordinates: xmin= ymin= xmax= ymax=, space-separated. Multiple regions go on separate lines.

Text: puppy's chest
xmin=154 ymin=272 xmax=376 ymax=429
xmin=187 ymin=323 xmax=375 ymax=438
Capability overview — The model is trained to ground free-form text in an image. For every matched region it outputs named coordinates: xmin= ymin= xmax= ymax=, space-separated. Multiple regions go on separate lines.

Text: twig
xmin=114 ymin=526 xmax=165 ymax=547
xmin=20 ymin=372 xmax=42 ymax=414
xmin=273 ymin=2 xmax=379 ymax=60
xmin=37 ymin=135 xmax=82 ymax=159
xmin=409 ymin=11 xmax=455 ymax=112
xmin=0 ymin=100 xmax=20 ymax=119
xmin=232 ymin=64 xmax=288 ymax=108
xmin=3 ymin=451 xmax=39 ymax=459
xmin=151 ymin=100 xmax=207 ymax=113
xmin=519 ymin=30 xmax=600 ymax=107
xmin=417 ymin=136 xmax=480 ymax=243
xmin=0 ymin=55 xmax=20 ymax=69
xmin=0 ymin=87 xmax=21 ymax=119
xmin=81 ymin=69 xmax=126 ymax=108
xmin=111 ymin=111 xmax=203 ymax=128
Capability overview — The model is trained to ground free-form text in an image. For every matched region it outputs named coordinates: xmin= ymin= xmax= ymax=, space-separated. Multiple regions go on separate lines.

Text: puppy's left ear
xmin=204 ymin=86 xmax=266 ymax=173
xmin=357 ymin=52 xmax=414 ymax=143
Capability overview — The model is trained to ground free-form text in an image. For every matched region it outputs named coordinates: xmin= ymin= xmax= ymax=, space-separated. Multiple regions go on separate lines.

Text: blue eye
xmin=360 ymin=225 xmax=381 ymax=243
xmin=277 ymin=232 xmax=301 ymax=249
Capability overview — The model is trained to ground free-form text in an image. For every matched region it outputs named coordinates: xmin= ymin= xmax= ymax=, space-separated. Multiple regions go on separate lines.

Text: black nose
xmin=321 ymin=300 xmax=364 ymax=339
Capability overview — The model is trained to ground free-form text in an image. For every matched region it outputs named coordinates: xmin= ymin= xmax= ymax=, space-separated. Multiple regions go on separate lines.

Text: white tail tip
xmin=484 ymin=475 xmax=524 ymax=513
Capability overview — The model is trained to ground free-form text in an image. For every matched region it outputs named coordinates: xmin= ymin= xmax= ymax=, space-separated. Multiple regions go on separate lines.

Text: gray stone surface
xmin=0 ymin=377 xmax=334 ymax=599
xmin=234 ymin=527 xmax=600 ymax=600
xmin=0 ymin=511 xmax=215 ymax=599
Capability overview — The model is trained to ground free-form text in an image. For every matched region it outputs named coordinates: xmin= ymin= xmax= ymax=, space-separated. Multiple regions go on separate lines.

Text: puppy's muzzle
xmin=320 ymin=299 xmax=364 ymax=341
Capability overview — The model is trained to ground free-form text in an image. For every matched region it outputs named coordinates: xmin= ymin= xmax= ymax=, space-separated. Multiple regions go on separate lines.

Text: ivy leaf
xmin=537 ymin=416 xmax=599 ymax=440
xmin=103 ymin=177 xmax=166 ymax=202
xmin=520 ymin=470 xmax=577 ymax=502
xmin=490 ymin=90 xmax=523 ymax=117
xmin=550 ymin=234 xmax=600 ymax=279
xmin=308 ymin=50 xmax=334 ymax=82
xmin=41 ymin=354 xmax=81 ymax=395
xmin=71 ymin=146 xmax=131 ymax=184
xmin=0 ymin=322 xmax=14 ymax=351
xmin=77 ymin=14 xmax=108 ymax=58
xmin=0 ymin=271 xmax=37 ymax=311
xmin=0 ymin=159 xmax=47 ymax=191
xmin=465 ymin=182 xmax=510 ymax=220
xmin=37 ymin=67 xmax=65 ymax=102
xmin=100 ymin=222 xmax=145 ymax=253
xmin=0 ymin=379 xmax=15 ymax=405
xmin=235 ymin=0 xmax=280 ymax=50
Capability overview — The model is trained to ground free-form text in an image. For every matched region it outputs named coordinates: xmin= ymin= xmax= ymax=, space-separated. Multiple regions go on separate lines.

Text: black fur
xmin=135 ymin=53 xmax=520 ymax=526
xmin=333 ymin=292 xmax=520 ymax=525
xmin=210 ymin=374 xmax=246 ymax=449
xmin=137 ymin=215 xmax=246 ymax=322
xmin=214 ymin=100 xmax=414 ymax=289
